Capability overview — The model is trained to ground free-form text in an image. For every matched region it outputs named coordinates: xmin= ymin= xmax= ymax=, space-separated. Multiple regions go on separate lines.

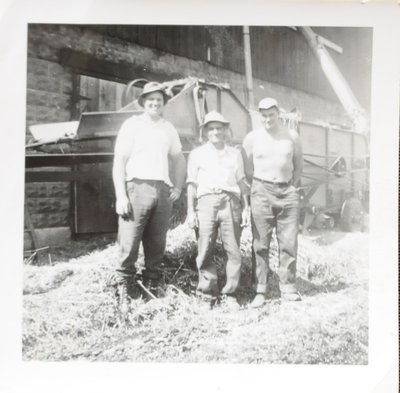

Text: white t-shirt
xmin=187 ymin=142 xmax=245 ymax=198
xmin=114 ymin=114 xmax=182 ymax=184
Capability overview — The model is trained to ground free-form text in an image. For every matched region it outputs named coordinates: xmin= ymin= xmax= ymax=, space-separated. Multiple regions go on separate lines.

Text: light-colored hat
xmin=258 ymin=97 xmax=279 ymax=111
xmin=138 ymin=82 xmax=169 ymax=107
xmin=201 ymin=110 xmax=230 ymax=128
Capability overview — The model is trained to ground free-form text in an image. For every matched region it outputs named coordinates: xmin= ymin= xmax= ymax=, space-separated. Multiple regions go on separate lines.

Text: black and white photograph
xmin=22 ymin=22 xmax=372 ymax=363
xmin=0 ymin=1 xmax=398 ymax=393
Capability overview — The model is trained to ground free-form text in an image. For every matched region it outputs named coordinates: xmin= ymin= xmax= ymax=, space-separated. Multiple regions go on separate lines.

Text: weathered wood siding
xmin=87 ymin=25 xmax=372 ymax=109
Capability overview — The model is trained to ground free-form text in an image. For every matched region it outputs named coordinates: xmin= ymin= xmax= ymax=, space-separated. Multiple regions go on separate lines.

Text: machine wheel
xmin=340 ymin=198 xmax=364 ymax=232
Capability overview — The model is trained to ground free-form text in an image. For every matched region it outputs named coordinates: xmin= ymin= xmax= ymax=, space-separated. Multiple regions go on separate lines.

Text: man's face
xmin=260 ymin=107 xmax=279 ymax=130
xmin=206 ymin=121 xmax=225 ymax=145
xmin=143 ymin=91 xmax=165 ymax=116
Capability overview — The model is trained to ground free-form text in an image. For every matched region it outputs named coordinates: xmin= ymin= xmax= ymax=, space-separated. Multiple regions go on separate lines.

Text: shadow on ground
xmin=235 ymin=271 xmax=348 ymax=306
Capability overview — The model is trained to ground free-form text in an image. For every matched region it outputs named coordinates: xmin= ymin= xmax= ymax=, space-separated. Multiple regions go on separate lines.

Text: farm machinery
xmin=26 ymin=76 xmax=369 ymax=238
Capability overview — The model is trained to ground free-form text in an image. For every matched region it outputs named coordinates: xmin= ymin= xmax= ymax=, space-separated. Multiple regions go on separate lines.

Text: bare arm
xmin=169 ymin=152 xmax=186 ymax=202
xmin=112 ymin=120 xmax=134 ymax=219
xmin=235 ymin=150 xmax=250 ymax=209
xmin=112 ymin=153 xmax=128 ymax=200
xmin=238 ymin=179 xmax=250 ymax=209
xmin=112 ymin=144 xmax=131 ymax=219
xmin=290 ymin=129 xmax=303 ymax=187
xmin=186 ymin=182 xmax=199 ymax=229
xmin=186 ymin=151 xmax=199 ymax=229
xmin=236 ymin=150 xmax=251 ymax=227
xmin=170 ymin=152 xmax=186 ymax=190
xmin=187 ymin=182 xmax=197 ymax=215
xmin=241 ymin=136 xmax=254 ymax=183
xmin=238 ymin=178 xmax=251 ymax=227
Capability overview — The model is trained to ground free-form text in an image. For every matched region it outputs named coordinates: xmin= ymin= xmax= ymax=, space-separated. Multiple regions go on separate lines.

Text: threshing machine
xmin=26 ymin=76 xmax=369 ymax=242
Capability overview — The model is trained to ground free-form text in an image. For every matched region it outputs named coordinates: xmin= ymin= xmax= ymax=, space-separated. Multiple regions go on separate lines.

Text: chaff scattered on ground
xmin=22 ymin=224 xmax=369 ymax=364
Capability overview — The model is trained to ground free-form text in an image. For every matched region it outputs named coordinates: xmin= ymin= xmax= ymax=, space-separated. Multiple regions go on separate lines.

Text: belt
xmin=210 ymin=188 xmax=227 ymax=194
xmin=253 ymin=177 xmax=290 ymax=186
xmin=131 ymin=178 xmax=166 ymax=187
xmin=199 ymin=189 xmax=240 ymax=200
xmin=200 ymin=189 xmax=230 ymax=196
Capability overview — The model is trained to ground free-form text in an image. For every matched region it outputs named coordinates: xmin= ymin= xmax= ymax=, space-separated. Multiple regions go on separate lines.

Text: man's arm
xmin=290 ymin=129 xmax=303 ymax=187
xmin=241 ymin=135 xmax=254 ymax=183
xmin=186 ymin=182 xmax=199 ymax=229
xmin=238 ymin=180 xmax=250 ymax=209
xmin=186 ymin=151 xmax=199 ymax=229
xmin=236 ymin=149 xmax=251 ymax=227
xmin=169 ymin=152 xmax=186 ymax=202
xmin=112 ymin=124 xmax=132 ymax=219
xmin=168 ymin=124 xmax=186 ymax=202
xmin=238 ymin=179 xmax=251 ymax=227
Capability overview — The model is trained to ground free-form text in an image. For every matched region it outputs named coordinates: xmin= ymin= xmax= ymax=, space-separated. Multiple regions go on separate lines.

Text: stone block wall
xmin=26 ymin=58 xmax=72 ymax=130
xmin=25 ymin=182 xmax=70 ymax=228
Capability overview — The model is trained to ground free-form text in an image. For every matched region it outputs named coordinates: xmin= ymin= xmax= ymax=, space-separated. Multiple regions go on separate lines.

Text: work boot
xmin=140 ymin=277 xmax=159 ymax=299
xmin=219 ymin=294 xmax=240 ymax=312
xmin=249 ymin=293 xmax=266 ymax=309
xmin=281 ymin=292 xmax=302 ymax=302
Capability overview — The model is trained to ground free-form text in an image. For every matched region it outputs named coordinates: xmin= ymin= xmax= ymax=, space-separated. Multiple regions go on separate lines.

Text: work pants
xmin=196 ymin=193 xmax=242 ymax=297
xmin=251 ymin=179 xmax=300 ymax=294
xmin=116 ymin=179 xmax=172 ymax=283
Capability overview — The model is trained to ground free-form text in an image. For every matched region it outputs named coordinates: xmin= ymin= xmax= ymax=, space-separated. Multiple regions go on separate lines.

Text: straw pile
xmin=22 ymin=224 xmax=369 ymax=363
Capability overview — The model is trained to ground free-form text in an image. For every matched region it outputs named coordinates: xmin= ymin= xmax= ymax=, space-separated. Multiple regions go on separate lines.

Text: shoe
xmin=281 ymin=292 xmax=302 ymax=301
xmin=139 ymin=278 xmax=159 ymax=299
xmin=220 ymin=294 xmax=240 ymax=311
xmin=196 ymin=292 xmax=217 ymax=310
xmin=249 ymin=293 xmax=266 ymax=309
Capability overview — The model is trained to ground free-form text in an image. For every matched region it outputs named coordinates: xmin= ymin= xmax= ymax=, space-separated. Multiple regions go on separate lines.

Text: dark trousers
xmin=116 ymin=179 xmax=172 ymax=283
xmin=250 ymin=179 xmax=300 ymax=294
xmin=196 ymin=193 xmax=242 ymax=297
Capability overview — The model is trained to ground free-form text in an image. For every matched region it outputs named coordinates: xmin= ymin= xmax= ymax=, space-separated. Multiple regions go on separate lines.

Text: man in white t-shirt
xmin=187 ymin=111 xmax=250 ymax=309
xmin=113 ymin=82 xmax=185 ymax=310
xmin=242 ymin=98 xmax=303 ymax=308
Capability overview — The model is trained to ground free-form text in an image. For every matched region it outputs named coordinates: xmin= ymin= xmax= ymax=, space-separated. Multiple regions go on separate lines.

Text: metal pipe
xmin=299 ymin=26 xmax=368 ymax=134
xmin=243 ymin=26 xmax=255 ymax=109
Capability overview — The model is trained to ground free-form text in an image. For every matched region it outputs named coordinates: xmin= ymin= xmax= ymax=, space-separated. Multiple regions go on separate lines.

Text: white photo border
xmin=0 ymin=1 xmax=398 ymax=392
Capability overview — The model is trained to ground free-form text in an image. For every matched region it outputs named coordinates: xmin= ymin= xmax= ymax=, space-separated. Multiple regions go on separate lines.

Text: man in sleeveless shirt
xmin=113 ymin=82 xmax=186 ymax=311
xmin=242 ymin=98 xmax=303 ymax=308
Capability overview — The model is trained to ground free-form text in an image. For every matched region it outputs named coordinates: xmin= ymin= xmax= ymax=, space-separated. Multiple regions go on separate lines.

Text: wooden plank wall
xmin=250 ymin=26 xmax=328 ymax=96
xmin=87 ymin=25 xmax=371 ymax=109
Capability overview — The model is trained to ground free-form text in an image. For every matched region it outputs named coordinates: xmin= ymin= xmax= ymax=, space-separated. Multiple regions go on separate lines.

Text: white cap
xmin=258 ymin=97 xmax=279 ymax=111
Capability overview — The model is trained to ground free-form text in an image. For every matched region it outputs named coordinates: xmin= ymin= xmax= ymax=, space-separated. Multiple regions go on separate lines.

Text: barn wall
xmin=25 ymin=24 xmax=354 ymax=234
xmin=85 ymin=25 xmax=372 ymax=111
